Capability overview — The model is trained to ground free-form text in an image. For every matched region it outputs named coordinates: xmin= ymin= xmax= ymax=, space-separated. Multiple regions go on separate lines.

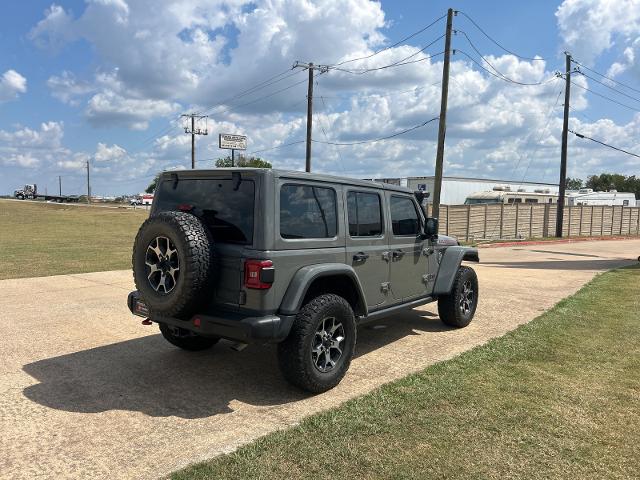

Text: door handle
xmin=353 ymin=252 xmax=370 ymax=262
xmin=392 ymin=249 xmax=406 ymax=260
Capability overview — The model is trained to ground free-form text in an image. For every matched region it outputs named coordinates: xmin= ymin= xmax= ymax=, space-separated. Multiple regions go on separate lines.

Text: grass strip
xmin=173 ymin=265 xmax=640 ymax=480
xmin=0 ymin=200 xmax=146 ymax=279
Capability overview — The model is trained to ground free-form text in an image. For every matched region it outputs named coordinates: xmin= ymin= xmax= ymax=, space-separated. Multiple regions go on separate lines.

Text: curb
xmin=476 ymin=236 xmax=638 ymax=249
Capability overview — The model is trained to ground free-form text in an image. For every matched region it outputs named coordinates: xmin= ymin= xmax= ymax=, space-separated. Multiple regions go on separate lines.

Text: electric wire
xmin=569 ymin=130 xmax=640 ymax=159
xmin=246 ymin=140 xmax=305 ymax=156
xmin=575 ymin=70 xmax=640 ymax=104
xmin=317 ymin=92 xmax=346 ymax=173
xmin=333 ymin=13 xmax=447 ymax=67
xmin=330 ymin=33 xmax=445 ymax=74
xmin=570 ymin=80 xmax=640 ymax=113
xmin=570 ymin=58 xmax=640 ymax=95
xmin=456 ymin=11 xmax=546 ymax=61
xmin=311 ymin=116 xmax=439 ymax=146
xmin=455 ymin=40 xmax=556 ymax=86
xmin=332 ymin=52 xmax=445 ymax=75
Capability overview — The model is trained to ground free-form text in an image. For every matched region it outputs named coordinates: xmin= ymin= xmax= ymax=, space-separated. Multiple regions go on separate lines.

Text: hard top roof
xmin=160 ymin=168 xmax=414 ymax=194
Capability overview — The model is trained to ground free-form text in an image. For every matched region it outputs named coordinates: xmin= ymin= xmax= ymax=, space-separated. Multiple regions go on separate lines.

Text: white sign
xmin=219 ymin=133 xmax=247 ymax=150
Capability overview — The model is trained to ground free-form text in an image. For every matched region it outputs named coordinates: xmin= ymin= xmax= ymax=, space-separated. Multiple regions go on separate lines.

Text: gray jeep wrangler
xmin=128 ymin=169 xmax=479 ymax=392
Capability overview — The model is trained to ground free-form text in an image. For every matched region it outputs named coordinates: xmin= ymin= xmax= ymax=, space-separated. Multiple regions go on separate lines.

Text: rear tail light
xmin=244 ymin=259 xmax=274 ymax=289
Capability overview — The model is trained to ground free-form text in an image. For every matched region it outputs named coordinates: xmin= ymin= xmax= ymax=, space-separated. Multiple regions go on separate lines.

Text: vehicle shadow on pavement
xmin=480 ymin=258 xmax=633 ymax=271
xmin=22 ymin=309 xmax=448 ymax=419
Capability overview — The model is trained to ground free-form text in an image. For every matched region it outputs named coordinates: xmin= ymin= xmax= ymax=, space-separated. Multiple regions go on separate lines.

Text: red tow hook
xmin=141 ymin=319 xmax=153 ymax=325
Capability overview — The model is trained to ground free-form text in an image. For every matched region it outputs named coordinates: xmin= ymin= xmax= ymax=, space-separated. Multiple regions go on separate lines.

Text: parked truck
xmin=13 ymin=184 xmax=80 ymax=203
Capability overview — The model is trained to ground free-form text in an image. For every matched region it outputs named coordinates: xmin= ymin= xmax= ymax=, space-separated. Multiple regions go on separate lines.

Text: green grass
xmin=0 ymin=199 xmax=147 ymax=279
xmin=173 ymin=265 xmax=640 ymax=480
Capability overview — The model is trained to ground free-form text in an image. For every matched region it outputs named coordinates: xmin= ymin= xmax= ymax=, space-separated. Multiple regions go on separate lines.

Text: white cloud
xmin=556 ymin=0 xmax=640 ymax=64
xmin=47 ymin=71 xmax=95 ymax=105
xmin=0 ymin=70 xmax=27 ymax=103
xmin=85 ymin=90 xmax=180 ymax=130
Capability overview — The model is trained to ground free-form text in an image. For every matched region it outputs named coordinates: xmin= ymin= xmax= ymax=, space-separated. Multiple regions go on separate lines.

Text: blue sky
xmin=1 ymin=0 xmax=639 ymax=196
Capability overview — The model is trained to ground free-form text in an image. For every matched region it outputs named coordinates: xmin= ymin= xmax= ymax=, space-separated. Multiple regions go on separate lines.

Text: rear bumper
xmin=127 ymin=291 xmax=294 ymax=343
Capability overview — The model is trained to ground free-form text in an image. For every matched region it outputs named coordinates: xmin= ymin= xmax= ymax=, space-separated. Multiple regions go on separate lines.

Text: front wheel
xmin=277 ymin=294 xmax=356 ymax=393
xmin=159 ymin=323 xmax=219 ymax=351
xmin=438 ymin=266 xmax=478 ymax=328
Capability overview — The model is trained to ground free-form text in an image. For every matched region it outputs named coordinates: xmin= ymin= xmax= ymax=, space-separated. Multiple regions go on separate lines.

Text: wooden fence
xmin=425 ymin=204 xmax=640 ymax=241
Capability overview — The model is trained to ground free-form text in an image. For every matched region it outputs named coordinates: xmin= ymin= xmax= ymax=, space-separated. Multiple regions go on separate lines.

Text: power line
xmin=199 ymin=68 xmax=305 ymax=117
xmin=575 ymin=70 xmax=640 ymax=104
xmin=311 ymin=116 xmax=439 ymax=146
xmin=129 ymin=68 xmax=302 ymax=154
xmin=314 ymin=82 xmax=441 ymax=100
xmin=570 ymin=80 xmax=640 ymax=113
xmin=569 ymin=129 xmax=640 ymax=159
xmin=211 ymin=77 xmax=309 ymax=117
xmin=333 ymin=13 xmax=447 ymax=67
xmin=456 ymin=11 xmax=546 ymax=61
xmin=570 ymin=58 xmax=640 ymax=95
xmin=332 ymin=51 xmax=445 ymax=75
xmin=317 ymin=93 xmax=346 ymax=173
xmin=246 ymin=140 xmax=305 ymax=156
xmin=330 ymin=33 xmax=445 ymax=74
xmin=455 ymin=41 xmax=556 ymax=86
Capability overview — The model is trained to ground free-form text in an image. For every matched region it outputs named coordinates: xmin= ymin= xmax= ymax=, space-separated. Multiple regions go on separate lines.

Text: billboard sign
xmin=219 ymin=133 xmax=247 ymax=150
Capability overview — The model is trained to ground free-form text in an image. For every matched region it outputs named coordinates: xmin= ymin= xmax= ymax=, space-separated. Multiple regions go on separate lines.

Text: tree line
xmin=566 ymin=173 xmax=640 ymax=199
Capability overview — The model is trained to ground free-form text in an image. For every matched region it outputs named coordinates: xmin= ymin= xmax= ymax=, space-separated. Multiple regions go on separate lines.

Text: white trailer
xmin=567 ymin=189 xmax=636 ymax=207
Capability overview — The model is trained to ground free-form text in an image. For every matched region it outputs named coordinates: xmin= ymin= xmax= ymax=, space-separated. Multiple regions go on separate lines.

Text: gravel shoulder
xmin=0 ymin=239 xmax=638 ymax=479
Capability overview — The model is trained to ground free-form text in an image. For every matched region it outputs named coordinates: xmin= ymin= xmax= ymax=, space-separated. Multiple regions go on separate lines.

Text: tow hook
xmin=141 ymin=318 xmax=153 ymax=325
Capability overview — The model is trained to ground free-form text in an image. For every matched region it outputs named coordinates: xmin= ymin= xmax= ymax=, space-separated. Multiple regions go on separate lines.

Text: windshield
xmin=155 ymin=178 xmax=255 ymax=244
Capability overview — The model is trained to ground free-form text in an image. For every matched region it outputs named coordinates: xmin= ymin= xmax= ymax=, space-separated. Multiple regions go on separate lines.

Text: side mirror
xmin=414 ymin=190 xmax=430 ymax=204
xmin=424 ymin=217 xmax=439 ymax=238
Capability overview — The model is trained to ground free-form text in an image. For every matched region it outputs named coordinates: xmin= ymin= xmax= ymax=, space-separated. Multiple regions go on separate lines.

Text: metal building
xmin=369 ymin=176 xmax=560 ymax=205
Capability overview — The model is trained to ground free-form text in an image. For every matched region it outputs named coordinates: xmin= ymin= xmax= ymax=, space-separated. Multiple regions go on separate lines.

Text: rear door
xmin=344 ymin=188 xmax=389 ymax=309
xmin=386 ymin=192 xmax=429 ymax=302
xmin=154 ymin=174 xmax=257 ymax=308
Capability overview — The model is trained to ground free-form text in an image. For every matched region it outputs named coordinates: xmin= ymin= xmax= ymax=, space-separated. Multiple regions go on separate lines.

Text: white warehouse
xmin=369 ymin=176 xmax=560 ymax=205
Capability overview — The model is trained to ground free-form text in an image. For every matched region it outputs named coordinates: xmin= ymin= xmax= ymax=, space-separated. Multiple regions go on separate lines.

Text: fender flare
xmin=433 ymin=246 xmax=479 ymax=296
xmin=279 ymin=263 xmax=368 ymax=316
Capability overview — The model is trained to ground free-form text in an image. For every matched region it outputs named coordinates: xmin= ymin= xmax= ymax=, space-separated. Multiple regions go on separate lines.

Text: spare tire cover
xmin=133 ymin=211 xmax=213 ymax=318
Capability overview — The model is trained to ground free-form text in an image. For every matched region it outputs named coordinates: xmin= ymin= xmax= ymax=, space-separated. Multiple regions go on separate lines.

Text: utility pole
xmin=58 ymin=175 xmax=62 ymax=196
xmin=86 ymin=160 xmax=91 ymax=204
xmin=181 ymin=113 xmax=208 ymax=169
xmin=432 ymin=8 xmax=454 ymax=220
xmin=556 ymin=52 xmax=571 ymax=237
xmin=293 ymin=61 xmax=328 ymax=172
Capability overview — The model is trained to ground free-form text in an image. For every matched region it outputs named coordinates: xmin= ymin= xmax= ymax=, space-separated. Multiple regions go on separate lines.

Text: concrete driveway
xmin=1 ymin=239 xmax=638 ymax=479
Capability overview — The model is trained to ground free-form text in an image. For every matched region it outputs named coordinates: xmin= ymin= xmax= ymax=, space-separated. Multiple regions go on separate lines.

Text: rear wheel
xmin=438 ymin=266 xmax=478 ymax=328
xmin=159 ymin=323 xmax=219 ymax=351
xmin=277 ymin=294 xmax=356 ymax=393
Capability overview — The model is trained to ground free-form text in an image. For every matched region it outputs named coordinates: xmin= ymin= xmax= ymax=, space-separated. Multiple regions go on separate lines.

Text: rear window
xmin=155 ymin=178 xmax=255 ymax=244
xmin=280 ymin=184 xmax=337 ymax=239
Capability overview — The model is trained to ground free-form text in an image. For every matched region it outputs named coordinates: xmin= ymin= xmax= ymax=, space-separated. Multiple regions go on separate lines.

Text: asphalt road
xmin=1 ymin=239 xmax=638 ymax=479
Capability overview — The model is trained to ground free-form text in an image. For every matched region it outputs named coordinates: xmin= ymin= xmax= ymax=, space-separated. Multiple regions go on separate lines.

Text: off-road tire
xmin=159 ymin=323 xmax=219 ymax=351
xmin=277 ymin=294 xmax=356 ymax=393
xmin=438 ymin=266 xmax=478 ymax=328
xmin=133 ymin=211 xmax=213 ymax=318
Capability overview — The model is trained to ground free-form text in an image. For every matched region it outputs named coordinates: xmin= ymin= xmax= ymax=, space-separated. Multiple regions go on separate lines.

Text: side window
xmin=623 ymin=200 xmax=629 ymax=206
xmin=280 ymin=184 xmax=337 ymax=239
xmin=347 ymin=192 xmax=383 ymax=237
xmin=390 ymin=196 xmax=420 ymax=236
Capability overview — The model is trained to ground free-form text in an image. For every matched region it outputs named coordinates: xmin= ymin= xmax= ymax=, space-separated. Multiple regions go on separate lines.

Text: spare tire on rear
xmin=133 ymin=211 xmax=213 ymax=318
